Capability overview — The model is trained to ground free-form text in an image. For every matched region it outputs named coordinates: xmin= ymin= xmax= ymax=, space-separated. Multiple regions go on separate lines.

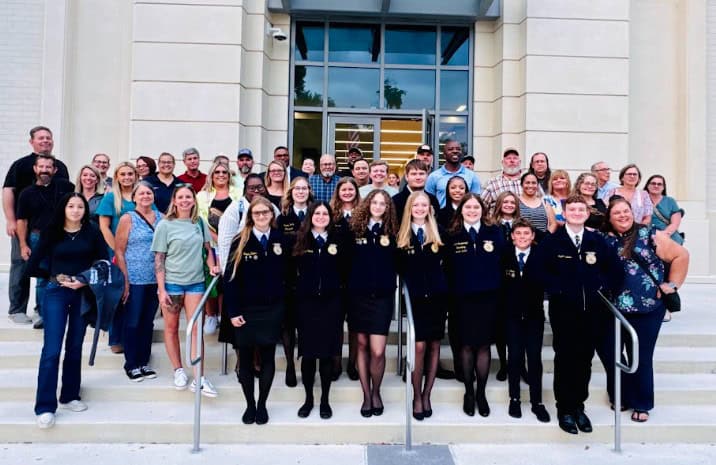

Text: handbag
xmin=632 ymin=253 xmax=681 ymax=313
xmin=652 ymin=204 xmax=685 ymax=240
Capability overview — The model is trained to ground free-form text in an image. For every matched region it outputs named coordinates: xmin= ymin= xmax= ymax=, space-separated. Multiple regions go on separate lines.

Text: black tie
xmin=469 ymin=227 xmax=478 ymax=243
xmin=503 ymin=220 xmax=512 ymax=235
xmin=417 ymin=228 xmax=425 ymax=246
xmin=316 ymin=235 xmax=325 ymax=248
xmin=371 ymin=223 xmax=381 ymax=236
xmin=298 ymin=210 xmax=305 ymax=221
xmin=260 ymin=234 xmax=268 ymax=251
xmin=575 ymin=234 xmax=581 ymax=251
xmin=518 ymin=252 xmax=526 ymax=273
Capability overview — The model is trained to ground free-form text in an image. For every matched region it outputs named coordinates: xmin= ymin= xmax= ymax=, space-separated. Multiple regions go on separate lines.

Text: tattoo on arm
xmin=155 ymin=252 xmax=166 ymax=275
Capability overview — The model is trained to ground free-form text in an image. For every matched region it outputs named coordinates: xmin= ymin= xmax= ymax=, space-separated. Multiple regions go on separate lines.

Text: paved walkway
xmin=0 ymin=443 xmax=714 ymax=465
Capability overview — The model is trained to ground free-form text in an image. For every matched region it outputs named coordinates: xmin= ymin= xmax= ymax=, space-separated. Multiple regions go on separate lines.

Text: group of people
xmin=2 ymin=126 xmax=689 ymax=434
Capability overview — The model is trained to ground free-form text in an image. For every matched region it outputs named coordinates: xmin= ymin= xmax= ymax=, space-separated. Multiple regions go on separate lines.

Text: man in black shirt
xmin=2 ymin=126 xmax=70 ymax=324
xmin=16 ymin=154 xmax=75 ymax=327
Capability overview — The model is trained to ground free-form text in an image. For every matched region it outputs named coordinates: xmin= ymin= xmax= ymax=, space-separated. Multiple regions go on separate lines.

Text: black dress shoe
xmin=255 ymin=405 xmax=269 ymax=425
xmin=531 ymin=404 xmax=551 ymax=423
xmin=576 ymin=411 xmax=593 ymax=433
xmin=412 ymin=410 xmax=425 ymax=421
xmin=476 ymin=396 xmax=490 ymax=417
xmin=463 ymin=394 xmax=475 ymax=416
xmin=347 ymin=364 xmax=359 ymax=381
xmin=242 ymin=404 xmax=256 ymax=424
xmin=297 ymin=398 xmax=314 ymax=418
xmin=372 ymin=405 xmax=384 ymax=416
xmin=360 ymin=407 xmax=373 ymax=418
xmin=320 ymin=402 xmax=332 ymax=419
xmin=558 ymin=414 xmax=578 ymax=434
xmin=508 ymin=399 xmax=522 ymax=418
xmin=496 ymin=367 xmax=507 ymax=382
xmin=436 ymin=367 xmax=456 ymax=380
xmin=423 ymin=408 xmax=432 ymax=418
xmin=285 ymin=369 xmax=297 ymax=387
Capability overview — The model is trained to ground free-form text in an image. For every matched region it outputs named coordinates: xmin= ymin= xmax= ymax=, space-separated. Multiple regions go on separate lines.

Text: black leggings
xmin=301 ymin=357 xmax=334 ymax=403
xmin=237 ymin=344 xmax=276 ymax=408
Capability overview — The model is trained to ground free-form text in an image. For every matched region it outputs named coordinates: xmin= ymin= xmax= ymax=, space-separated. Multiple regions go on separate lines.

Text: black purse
xmin=632 ymin=254 xmax=681 ymax=313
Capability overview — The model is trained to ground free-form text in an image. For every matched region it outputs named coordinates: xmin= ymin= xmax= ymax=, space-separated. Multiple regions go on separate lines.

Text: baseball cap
xmin=503 ymin=147 xmax=520 ymax=158
xmin=237 ymin=148 xmax=253 ymax=159
xmin=461 ymin=155 xmax=475 ymax=163
xmin=417 ymin=144 xmax=433 ymax=154
xmin=347 ymin=147 xmax=362 ymax=156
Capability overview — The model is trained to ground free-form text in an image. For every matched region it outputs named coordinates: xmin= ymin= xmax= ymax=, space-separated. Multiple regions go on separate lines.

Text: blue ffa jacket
xmin=223 ymin=229 xmax=289 ymax=317
xmin=397 ymin=230 xmax=448 ymax=300
xmin=347 ymin=225 xmax=397 ymax=296
xmin=500 ymin=244 xmax=545 ymax=321
xmin=392 ymin=187 xmax=440 ymax=222
xmin=277 ymin=210 xmax=304 ymax=237
xmin=293 ymin=232 xmax=346 ymax=298
xmin=444 ymin=223 xmax=505 ymax=295
xmin=534 ymin=227 xmax=623 ymax=307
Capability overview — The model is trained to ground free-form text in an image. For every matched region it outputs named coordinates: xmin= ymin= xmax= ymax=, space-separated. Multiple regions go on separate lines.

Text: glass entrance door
xmin=328 ymin=116 xmax=380 ymax=174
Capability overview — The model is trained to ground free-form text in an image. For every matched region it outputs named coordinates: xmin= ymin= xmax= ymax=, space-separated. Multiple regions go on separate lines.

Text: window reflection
xmin=328 ymin=67 xmax=379 ymax=108
xmin=385 ymin=26 xmax=436 ymax=65
xmin=294 ymin=65 xmax=324 ymax=107
xmin=383 ymin=70 xmax=435 ymax=109
xmin=441 ymin=27 xmax=469 ymax=66
xmin=328 ymin=24 xmax=380 ymax=63
xmin=440 ymin=70 xmax=468 ymax=111
xmin=295 ymin=22 xmax=324 ymax=61
xmin=438 ymin=115 xmax=468 ymax=165
xmin=293 ymin=112 xmax=322 ymax=168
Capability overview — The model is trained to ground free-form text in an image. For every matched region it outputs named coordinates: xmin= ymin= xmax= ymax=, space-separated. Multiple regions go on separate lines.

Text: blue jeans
xmin=29 ymin=232 xmax=48 ymax=317
xmin=35 ymin=283 xmax=87 ymax=414
xmin=123 ymin=284 xmax=158 ymax=371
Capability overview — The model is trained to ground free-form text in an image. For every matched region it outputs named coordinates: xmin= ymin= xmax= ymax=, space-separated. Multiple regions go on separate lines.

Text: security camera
xmin=268 ymin=27 xmax=287 ymax=41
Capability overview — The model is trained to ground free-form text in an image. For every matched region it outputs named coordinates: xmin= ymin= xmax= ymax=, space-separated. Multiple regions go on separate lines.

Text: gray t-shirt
xmin=151 ymin=217 xmax=210 ymax=285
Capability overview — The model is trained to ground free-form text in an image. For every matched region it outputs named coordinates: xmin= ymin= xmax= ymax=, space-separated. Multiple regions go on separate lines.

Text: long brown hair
xmin=603 ymin=197 xmax=641 ymax=259
xmin=229 ymin=197 xmax=277 ymax=279
xmin=293 ymin=201 xmax=333 ymax=256
xmin=281 ymin=177 xmax=314 ymax=216
xmin=330 ymin=177 xmax=360 ymax=223
xmin=491 ymin=191 xmax=520 ymax=223
xmin=350 ymin=189 xmax=398 ymax=237
xmin=265 ymin=160 xmax=289 ymax=192
xmin=448 ymin=192 xmax=490 ymax=234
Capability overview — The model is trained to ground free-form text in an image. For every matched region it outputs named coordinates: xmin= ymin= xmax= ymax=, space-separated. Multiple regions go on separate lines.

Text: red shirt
xmin=177 ymin=171 xmax=207 ymax=192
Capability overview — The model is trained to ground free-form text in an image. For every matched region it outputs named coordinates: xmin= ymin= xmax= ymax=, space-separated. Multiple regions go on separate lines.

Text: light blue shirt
xmin=425 ymin=164 xmax=481 ymax=207
xmin=597 ymin=180 xmax=619 ymax=200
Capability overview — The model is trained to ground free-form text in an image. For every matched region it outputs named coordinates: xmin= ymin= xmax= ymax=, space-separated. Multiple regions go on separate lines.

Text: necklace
xmin=65 ymin=229 xmax=81 ymax=241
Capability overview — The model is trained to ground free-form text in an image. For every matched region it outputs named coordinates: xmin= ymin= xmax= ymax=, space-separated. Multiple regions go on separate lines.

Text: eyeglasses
xmin=293 ymin=186 xmax=309 ymax=191
xmin=213 ymin=170 xmax=229 ymax=175
xmin=594 ymin=168 xmax=610 ymax=172
xmin=581 ymin=182 xmax=597 ymax=187
xmin=649 ymin=181 xmax=664 ymax=186
xmin=252 ymin=210 xmax=272 ymax=217
xmin=246 ymin=185 xmax=264 ymax=191
xmin=624 ymin=172 xmax=639 ymax=177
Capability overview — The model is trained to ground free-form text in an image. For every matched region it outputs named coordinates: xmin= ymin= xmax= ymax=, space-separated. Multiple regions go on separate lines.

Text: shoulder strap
xmin=630 ymin=244 xmax=662 ymax=287
xmin=652 ymin=203 xmax=671 ymax=225
xmin=133 ymin=210 xmax=156 ymax=232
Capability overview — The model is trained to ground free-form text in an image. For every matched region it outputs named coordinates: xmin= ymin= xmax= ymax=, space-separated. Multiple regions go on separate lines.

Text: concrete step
xmin=2 ymin=399 xmax=715 ymax=444
xmin=2 ymin=368 xmax=715 ymax=406
xmin=3 ymin=340 xmax=716 ymax=375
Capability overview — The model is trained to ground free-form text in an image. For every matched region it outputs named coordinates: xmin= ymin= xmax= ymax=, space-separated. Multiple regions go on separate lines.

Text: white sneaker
xmin=59 ymin=400 xmax=88 ymax=412
xmin=37 ymin=412 xmax=55 ymax=429
xmin=190 ymin=376 xmax=218 ymax=398
xmin=204 ymin=315 xmax=218 ymax=335
xmin=174 ymin=368 xmax=189 ymax=390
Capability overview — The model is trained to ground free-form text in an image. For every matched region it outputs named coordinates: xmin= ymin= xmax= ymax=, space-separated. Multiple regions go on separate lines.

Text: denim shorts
xmin=165 ymin=282 xmax=205 ymax=296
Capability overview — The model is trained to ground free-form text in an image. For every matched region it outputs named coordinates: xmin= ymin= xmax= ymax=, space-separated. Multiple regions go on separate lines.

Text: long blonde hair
xmin=265 ymin=160 xmax=289 ymax=193
xmin=75 ymin=165 xmax=104 ymax=196
xmin=165 ymin=185 xmax=199 ymax=222
xmin=202 ymin=160 xmax=231 ymax=192
xmin=111 ymin=162 xmax=138 ymax=215
xmin=397 ymin=191 xmax=443 ymax=249
xmin=280 ymin=177 xmax=314 ymax=216
xmin=229 ymin=197 xmax=276 ymax=280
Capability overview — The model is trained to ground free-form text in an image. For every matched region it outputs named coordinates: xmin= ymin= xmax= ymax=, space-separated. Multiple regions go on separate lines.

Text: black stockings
xmin=461 ymin=345 xmax=491 ymax=400
xmin=301 ymin=357 xmax=333 ymax=404
xmin=238 ymin=344 xmax=276 ymax=408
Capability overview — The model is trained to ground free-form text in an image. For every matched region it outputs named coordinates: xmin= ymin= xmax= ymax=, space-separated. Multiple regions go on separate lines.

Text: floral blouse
xmin=605 ymin=226 xmax=665 ymax=314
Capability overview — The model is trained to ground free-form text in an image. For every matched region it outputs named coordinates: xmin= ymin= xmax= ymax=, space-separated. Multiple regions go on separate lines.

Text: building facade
xmin=1 ymin=0 xmax=714 ymax=278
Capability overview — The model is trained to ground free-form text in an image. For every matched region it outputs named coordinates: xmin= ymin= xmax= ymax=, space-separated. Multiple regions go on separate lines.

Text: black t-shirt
xmin=26 ymin=222 xmax=108 ymax=278
xmin=3 ymin=153 xmax=70 ymax=212
xmin=16 ymin=179 xmax=75 ymax=232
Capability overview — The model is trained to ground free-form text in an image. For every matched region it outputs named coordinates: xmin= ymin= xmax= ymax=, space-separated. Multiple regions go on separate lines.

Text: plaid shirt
xmin=309 ymin=174 xmax=341 ymax=203
xmin=481 ymin=173 xmax=522 ymax=212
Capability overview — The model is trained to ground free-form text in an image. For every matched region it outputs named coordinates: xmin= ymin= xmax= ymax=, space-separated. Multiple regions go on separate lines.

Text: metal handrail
xmin=401 ymin=282 xmax=416 ymax=451
xmin=395 ymin=277 xmax=403 ymax=376
xmin=598 ymin=291 xmax=639 ymax=453
xmin=185 ymin=274 xmax=220 ymax=453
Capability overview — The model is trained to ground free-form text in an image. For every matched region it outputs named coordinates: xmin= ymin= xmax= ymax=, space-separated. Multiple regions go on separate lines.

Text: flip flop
xmin=631 ymin=410 xmax=649 ymax=422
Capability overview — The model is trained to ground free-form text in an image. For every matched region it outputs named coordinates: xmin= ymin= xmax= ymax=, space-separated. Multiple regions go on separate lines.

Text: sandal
xmin=631 ymin=410 xmax=649 ymax=422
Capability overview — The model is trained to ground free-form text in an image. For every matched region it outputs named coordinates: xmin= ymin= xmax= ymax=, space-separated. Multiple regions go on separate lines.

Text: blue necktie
xmin=316 ymin=235 xmax=325 ymax=248
xmin=260 ymin=234 xmax=268 ymax=251
xmin=469 ymin=227 xmax=478 ymax=243
xmin=298 ymin=210 xmax=305 ymax=221
xmin=371 ymin=223 xmax=381 ymax=236
xmin=518 ymin=252 xmax=526 ymax=273
xmin=575 ymin=234 xmax=581 ymax=251
xmin=416 ymin=228 xmax=425 ymax=246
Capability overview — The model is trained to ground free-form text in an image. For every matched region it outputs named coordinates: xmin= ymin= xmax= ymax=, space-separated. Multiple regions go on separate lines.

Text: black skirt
xmin=454 ymin=290 xmax=498 ymax=347
xmin=348 ymin=294 xmax=394 ymax=336
xmin=410 ymin=294 xmax=447 ymax=342
xmin=233 ymin=302 xmax=284 ymax=348
xmin=296 ymin=294 xmax=343 ymax=358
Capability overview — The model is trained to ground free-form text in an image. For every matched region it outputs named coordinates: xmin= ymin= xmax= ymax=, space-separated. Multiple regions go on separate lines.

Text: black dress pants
xmin=506 ymin=314 xmax=544 ymax=404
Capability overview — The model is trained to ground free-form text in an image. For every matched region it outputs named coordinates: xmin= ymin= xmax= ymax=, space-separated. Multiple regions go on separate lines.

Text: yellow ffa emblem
xmin=327 ymin=244 xmax=338 ymax=255
xmin=273 ymin=243 xmax=282 ymax=255
xmin=431 ymin=243 xmax=439 ymax=253
xmin=380 ymin=235 xmax=390 ymax=247
xmin=483 ymin=240 xmax=494 ymax=252
xmin=585 ymin=251 xmax=597 ymax=264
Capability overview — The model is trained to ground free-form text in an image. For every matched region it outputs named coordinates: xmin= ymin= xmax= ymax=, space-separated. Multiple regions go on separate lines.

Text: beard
xmin=321 ymin=170 xmax=335 ymax=178
xmin=503 ymin=166 xmax=521 ymax=176
xmin=239 ymin=165 xmax=251 ymax=174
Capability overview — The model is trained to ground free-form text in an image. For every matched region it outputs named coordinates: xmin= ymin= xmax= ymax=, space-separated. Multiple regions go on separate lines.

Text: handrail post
xmin=396 ymin=277 xmax=403 ymax=376
xmin=220 ymin=343 xmax=229 ymax=375
xmin=401 ymin=283 xmax=415 ymax=452
xmin=614 ymin=315 xmax=622 ymax=453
